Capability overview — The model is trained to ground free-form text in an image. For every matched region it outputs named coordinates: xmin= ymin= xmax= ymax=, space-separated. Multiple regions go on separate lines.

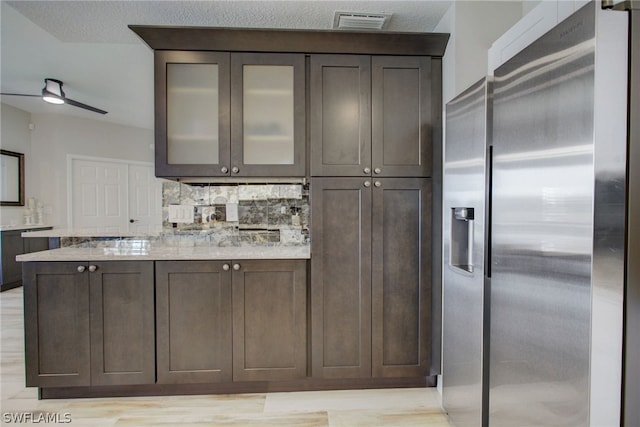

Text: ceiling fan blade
xmin=0 ymin=93 xmax=41 ymax=97
xmin=65 ymin=98 xmax=108 ymax=115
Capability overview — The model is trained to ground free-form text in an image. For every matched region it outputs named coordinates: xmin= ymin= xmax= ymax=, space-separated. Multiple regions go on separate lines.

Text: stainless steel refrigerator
xmin=442 ymin=1 xmax=638 ymax=426
xmin=442 ymin=76 xmax=492 ymax=427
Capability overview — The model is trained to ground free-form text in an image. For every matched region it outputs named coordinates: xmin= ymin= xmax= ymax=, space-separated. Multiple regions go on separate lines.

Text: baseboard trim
xmin=40 ymin=376 xmax=436 ymax=399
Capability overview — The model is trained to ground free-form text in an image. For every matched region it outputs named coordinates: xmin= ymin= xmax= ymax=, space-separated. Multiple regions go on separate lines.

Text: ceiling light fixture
xmin=41 ymin=78 xmax=65 ymax=104
xmin=1 ymin=78 xmax=107 ymax=114
xmin=333 ymin=12 xmax=392 ymax=30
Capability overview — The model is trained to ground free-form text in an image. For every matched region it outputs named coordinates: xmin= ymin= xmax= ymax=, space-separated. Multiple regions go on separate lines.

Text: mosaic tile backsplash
xmin=161 ymin=181 xmax=309 ymax=247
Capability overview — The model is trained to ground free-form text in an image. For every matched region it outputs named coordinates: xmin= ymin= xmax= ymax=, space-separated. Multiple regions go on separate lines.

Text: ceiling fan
xmin=0 ymin=78 xmax=108 ymax=114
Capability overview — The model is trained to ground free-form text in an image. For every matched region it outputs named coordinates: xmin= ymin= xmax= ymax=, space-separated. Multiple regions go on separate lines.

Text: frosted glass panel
xmin=243 ymin=65 xmax=294 ymax=165
xmin=167 ymin=64 xmax=219 ymax=164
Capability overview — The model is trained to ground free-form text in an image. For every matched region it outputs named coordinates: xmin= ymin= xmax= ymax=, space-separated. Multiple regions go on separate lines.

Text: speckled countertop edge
xmin=16 ymin=244 xmax=310 ymax=262
xmin=20 ymin=228 xmax=160 ymax=238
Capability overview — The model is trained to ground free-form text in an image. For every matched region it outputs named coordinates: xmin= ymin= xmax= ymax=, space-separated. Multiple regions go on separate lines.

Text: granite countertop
xmin=21 ymin=228 xmax=160 ymax=238
xmin=16 ymin=242 xmax=310 ymax=262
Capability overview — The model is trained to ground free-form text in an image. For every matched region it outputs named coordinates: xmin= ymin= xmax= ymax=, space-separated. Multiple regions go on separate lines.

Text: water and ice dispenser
xmin=450 ymin=207 xmax=474 ymax=273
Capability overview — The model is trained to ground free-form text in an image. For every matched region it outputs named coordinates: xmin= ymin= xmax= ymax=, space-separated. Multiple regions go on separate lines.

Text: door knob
xmin=221 ymin=166 xmax=229 ymax=174
xmin=374 ymin=181 xmax=382 ymax=187
xmin=88 ymin=265 xmax=98 ymax=272
xmin=364 ymin=181 xmax=371 ymax=188
xmin=374 ymin=168 xmax=382 ymax=174
xmin=232 ymin=167 xmax=240 ymax=174
xmin=222 ymin=264 xmax=230 ymax=271
xmin=364 ymin=167 xmax=371 ymax=174
xmin=77 ymin=265 xmax=86 ymax=273
xmin=233 ymin=263 xmax=241 ymax=271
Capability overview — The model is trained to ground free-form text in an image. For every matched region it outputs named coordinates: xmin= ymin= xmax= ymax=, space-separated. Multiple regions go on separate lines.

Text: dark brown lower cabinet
xmin=232 ymin=260 xmax=307 ymax=381
xmin=156 ymin=259 xmax=307 ymax=384
xmin=371 ymin=178 xmax=431 ymax=377
xmin=2 ymin=231 xmax=26 ymax=288
xmin=155 ymin=261 xmax=233 ymax=384
xmin=89 ymin=262 xmax=155 ymax=386
xmin=1 ymin=229 xmax=50 ymax=292
xmin=311 ymin=178 xmax=431 ymax=379
xmin=24 ymin=262 xmax=91 ymax=387
xmin=23 ymin=261 xmax=155 ymax=388
xmin=311 ymin=178 xmax=372 ymax=379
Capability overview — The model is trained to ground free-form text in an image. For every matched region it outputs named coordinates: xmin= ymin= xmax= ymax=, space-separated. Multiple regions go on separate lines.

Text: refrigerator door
xmin=625 ymin=7 xmax=640 ymax=426
xmin=489 ymin=4 xmax=595 ymax=426
xmin=442 ymin=78 xmax=490 ymax=427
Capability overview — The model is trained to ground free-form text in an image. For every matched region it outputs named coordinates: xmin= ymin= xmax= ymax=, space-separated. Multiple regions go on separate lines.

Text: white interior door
xmin=71 ymin=159 xmax=128 ymax=233
xmin=70 ymin=159 xmax=163 ymax=233
xmin=128 ymin=164 xmax=162 ymax=233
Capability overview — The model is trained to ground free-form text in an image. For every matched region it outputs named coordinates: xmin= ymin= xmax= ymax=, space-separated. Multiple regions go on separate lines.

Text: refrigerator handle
xmin=485 ymin=145 xmax=493 ymax=278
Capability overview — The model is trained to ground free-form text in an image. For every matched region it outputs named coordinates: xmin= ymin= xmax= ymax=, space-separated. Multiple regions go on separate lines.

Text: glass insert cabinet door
xmin=167 ymin=63 xmax=219 ymax=164
xmin=243 ymin=65 xmax=294 ymax=165
xmin=231 ymin=53 xmax=305 ymax=177
xmin=156 ymin=51 xmax=231 ymax=177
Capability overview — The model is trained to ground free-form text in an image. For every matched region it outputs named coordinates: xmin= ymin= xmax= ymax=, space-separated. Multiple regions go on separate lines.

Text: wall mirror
xmin=0 ymin=150 xmax=25 ymax=206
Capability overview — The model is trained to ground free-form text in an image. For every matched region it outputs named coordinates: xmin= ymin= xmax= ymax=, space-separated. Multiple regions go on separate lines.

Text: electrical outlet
xmin=168 ymin=205 xmax=195 ymax=223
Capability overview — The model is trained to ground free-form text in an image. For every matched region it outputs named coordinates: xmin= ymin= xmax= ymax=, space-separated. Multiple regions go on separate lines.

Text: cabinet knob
xmin=88 ymin=265 xmax=98 ymax=272
xmin=374 ymin=181 xmax=382 ymax=188
xmin=374 ymin=168 xmax=382 ymax=174
xmin=221 ymin=166 xmax=229 ymax=174
xmin=222 ymin=263 xmax=230 ymax=271
xmin=233 ymin=263 xmax=241 ymax=271
xmin=363 ymin=167 xmax=371 ymax=174
xmin=232 ymin=167 xmax=240 ymax=174
xmin=364 ymin=181 xmax=371 ymax=188
xmin=77 ymin=265 xmax=86 ymax=273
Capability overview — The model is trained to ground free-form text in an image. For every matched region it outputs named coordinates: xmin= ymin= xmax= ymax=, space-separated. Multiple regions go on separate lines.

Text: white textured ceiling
xmin=0 ymin=0 xmax=451 ymax=130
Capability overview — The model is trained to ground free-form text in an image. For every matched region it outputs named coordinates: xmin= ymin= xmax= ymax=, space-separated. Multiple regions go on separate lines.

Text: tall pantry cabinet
xmin=310 ymin=54 xmax=438 ymax=379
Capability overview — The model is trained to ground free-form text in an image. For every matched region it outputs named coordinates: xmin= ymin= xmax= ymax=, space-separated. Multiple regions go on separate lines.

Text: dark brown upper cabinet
xmin=155 ymin=51 xmax=305 ymax=178
xmin=310 ymin=55 xmax=372 ymax=178
xmin=311 ymin=55 xmax=435 ymax=178
xmin=155 ymin=51 xmax=231 ymax=178
xmin=133 ymin=26 xmax=448 ymax=180
xmin=230 ymin=53 xmax=306 ymax=177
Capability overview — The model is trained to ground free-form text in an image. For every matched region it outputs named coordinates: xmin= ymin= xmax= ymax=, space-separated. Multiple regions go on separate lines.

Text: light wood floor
xmin=0 ymin=287 xmax=451 ymax=426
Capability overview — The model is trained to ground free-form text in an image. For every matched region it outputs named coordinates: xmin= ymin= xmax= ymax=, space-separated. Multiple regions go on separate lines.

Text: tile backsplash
xmin=161 ymin=181 xmax=309 ymax=247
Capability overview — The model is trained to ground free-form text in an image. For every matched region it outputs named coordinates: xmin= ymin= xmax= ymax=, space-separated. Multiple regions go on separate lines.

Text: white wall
xmin=523 ymin=0 xmax=543 ymax=15
xmin=436 ymin=1 xmax=524 ymax=103
xmin=0 ymin=104 xmax=32 ymax=226
xmin=10 ymin=111 xmax=153 ymax=227
xmin=435 ymin=4 xmax=457 ymax=106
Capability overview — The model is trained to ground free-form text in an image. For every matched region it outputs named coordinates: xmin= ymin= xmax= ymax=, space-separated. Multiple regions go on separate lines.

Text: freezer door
xmin=489 ymin=4 xmax=596 ymax=426
xmin=623 ymin=5 xmax=639 ymax=427
xmin=442 ymin=77 xmax=490 ymax=427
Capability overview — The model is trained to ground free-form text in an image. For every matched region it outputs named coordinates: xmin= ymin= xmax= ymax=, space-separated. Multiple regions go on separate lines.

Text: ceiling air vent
xmin=333 ymin=12 xmax=392 ymax=30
